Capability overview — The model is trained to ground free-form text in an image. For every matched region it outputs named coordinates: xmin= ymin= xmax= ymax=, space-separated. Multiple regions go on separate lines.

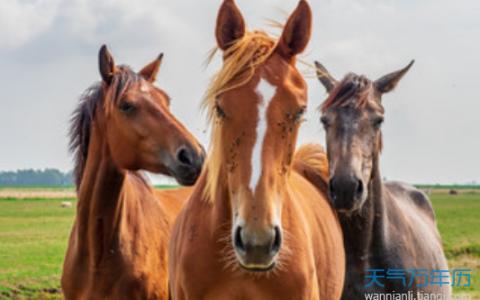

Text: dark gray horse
xmin=315 ymin=60 xmax=451 ymax=299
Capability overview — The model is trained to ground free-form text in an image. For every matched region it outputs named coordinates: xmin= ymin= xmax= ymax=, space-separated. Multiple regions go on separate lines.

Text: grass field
xmin=0 ymin=192 xmax=478 ymax=299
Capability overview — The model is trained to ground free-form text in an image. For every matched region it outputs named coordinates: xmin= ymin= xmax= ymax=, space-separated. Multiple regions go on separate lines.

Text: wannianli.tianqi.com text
xmin=364 ymin=291 xmax=472 ymax=300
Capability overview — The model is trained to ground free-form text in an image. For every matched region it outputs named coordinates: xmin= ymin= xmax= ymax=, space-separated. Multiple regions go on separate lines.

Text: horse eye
xmin=294 ymin=107 xmax=306 ymax=122
xmin=373 ymin=117 xmax=384 ymax=128
xmin=215 ymin=104 xmax=226 ymax=118
xmin=320 ymin=116 xmax=330 ymax=128
xmin=119 ymin=101 xmax=136 ymax=114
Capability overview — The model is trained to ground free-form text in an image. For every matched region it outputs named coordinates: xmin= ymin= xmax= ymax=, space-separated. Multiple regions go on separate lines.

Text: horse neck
xmin=75 ymin=117 xmax=127 ymax=258
xmin=340 ymin=153 xmax=386 ymax=268
xmin=207 ymin=167 xmax=233 ymax=236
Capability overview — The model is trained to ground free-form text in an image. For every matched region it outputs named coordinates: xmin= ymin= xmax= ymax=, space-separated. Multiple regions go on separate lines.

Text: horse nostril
xmin=176 ymin=147 xmax=193 ymax=167
xmin=234 ymin=226 xmax=245 ymax=252
xmin=328 ymin=179 xmax=337 ymax=200
xmin=271 ymin=226 xmax=282 ymax=253
xmin=355 ymin=178 xmax=363 ymax=197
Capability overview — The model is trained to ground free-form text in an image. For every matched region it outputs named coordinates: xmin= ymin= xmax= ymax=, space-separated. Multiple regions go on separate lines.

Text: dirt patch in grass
xmin=448 ymin=254 xmax=480 ymax=298
xmin=0 ymin=285 xmax=62 ymax=300
xmin=0 ymin=188 xmax=75 ymax=199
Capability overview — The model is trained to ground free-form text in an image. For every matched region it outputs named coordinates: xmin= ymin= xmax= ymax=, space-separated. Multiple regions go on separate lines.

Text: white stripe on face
xmin=249 ymin=78 xmax=277 ymax=192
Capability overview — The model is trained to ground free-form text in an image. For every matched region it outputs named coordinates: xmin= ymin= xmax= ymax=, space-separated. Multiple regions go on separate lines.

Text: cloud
xmin=0 ymin=0 xmax=199 ymax=53
xmin=0 ymin=0 xmax=60 ymax=49
xmin=0 ymin=0 xmax=478 ymax=184
xmin=55 ymin=0 xmax=196 ymax=46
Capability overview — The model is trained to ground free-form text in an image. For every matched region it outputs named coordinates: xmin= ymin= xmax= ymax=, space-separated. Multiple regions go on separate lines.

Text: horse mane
xmin=292 ymin=144 xmax=329 ymax=196
xmin=69 ymin=66 xmax=141 ymax=189
xmin=202 ymin=30 xmax=277 ymax=202
xmin=320 ymin=73 xmax=372 ymax=113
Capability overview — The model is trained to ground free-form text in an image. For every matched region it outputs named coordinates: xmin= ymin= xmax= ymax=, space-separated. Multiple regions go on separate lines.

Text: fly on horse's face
xmin=98 ymin=46 xmax=205 ymax=185
xmin=315 ymin=60 xmax=414 ymax=213
xmin=210 ymin=0 xmax=311 ymax=271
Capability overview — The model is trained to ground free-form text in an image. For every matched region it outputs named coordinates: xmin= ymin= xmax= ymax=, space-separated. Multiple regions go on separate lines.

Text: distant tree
xmin=0 ymin=169 xmax=74 ymax=186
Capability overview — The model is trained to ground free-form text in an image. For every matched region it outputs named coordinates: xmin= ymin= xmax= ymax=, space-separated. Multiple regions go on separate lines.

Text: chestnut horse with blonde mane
xmin=61 ymin=46 xmax=205 ymax=299
xmin=169 ymin=1 xmax=345 ymax=299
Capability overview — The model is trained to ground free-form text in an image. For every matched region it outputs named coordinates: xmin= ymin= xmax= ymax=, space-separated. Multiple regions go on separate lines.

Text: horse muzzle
xmin=168 ymin=145 xmax=205 ymax=186
xmin=328 ymin=173 xmax=366 ymax=212
xmin=232 ymin=225 xmax=282 ymax=272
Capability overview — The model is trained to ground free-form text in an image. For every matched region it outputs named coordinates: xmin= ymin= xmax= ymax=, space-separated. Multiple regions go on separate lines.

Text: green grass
xmin=431 ymin=194 xmax=480 ymax=297
xmin=432 ymin=194 xmax=480 ymax=257
xmin=416 ymin=184 xmax=480 ymax=190
xmin=0 ymin=194 xmax=478 ymax=299
xmin=0 ymin=198 xmax=75 ymax=299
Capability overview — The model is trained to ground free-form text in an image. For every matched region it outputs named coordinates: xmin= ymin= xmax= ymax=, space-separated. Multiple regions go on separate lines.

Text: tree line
xmin=0 ymin=169 xmax=73 ymax=187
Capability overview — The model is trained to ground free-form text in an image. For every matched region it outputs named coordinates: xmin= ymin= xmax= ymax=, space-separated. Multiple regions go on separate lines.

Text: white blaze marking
xmin=140 ymin=81 xmax=151 ymax=93
xmin=249 ymin=78 xmax=276 ymax=192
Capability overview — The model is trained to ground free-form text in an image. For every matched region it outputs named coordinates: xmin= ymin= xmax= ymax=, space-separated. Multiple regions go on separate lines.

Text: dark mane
xmin=69 ymin=66 xmax=141 ymax=189
xmin=321 ymin=73 xmax=372 ymax=112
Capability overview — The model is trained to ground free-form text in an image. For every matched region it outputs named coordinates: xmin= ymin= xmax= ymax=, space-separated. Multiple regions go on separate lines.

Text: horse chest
xmin=69 ymin=256 xmax=166 ymax=300
xmin=181 ymin=273 xmax=316 ymax=300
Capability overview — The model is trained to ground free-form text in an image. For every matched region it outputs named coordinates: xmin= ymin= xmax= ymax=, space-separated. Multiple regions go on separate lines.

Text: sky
xmin=0 ymin=0 xmax=479 ymax=184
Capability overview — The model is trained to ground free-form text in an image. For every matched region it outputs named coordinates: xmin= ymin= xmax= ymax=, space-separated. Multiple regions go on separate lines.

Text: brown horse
xmin=169 ymin=1 xmax=345 ymax=299
xmin=315 ymin=61 xmax=451 ymax=299
xmin=61 ymin=46 xmax=205 ymax=300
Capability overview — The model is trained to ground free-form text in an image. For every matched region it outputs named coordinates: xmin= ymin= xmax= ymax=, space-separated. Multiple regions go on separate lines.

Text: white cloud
xmin=0 ymin=0 xmax=60 ymax=49
xmin=55 ymin=0 xmax=195 ymax=46
xmin=0 ymin=0 xmax=478 ymax=184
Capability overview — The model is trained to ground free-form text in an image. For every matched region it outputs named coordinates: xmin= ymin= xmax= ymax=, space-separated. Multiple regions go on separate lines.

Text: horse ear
xmin=276 ymin=0 xmax=312 ymax=59
xmin=215 ymin=0 xmax=245 ymax=50
xmin=315 ymin=61 xmax=337 ymax=93
xmin=99 ymin=45 xmax=116 ymax=84
xmin=139 ymin=53 xmax=163 ymax=82
xmin=374 ymin=60 xmax=415 ymax=94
